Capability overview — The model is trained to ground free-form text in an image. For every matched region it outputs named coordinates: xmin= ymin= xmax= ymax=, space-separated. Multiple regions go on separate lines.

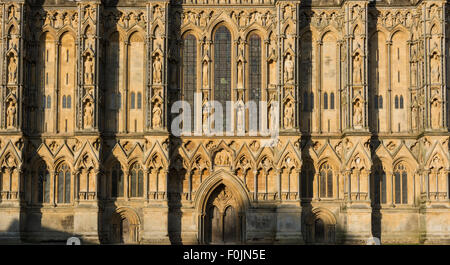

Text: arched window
xmin=399 ymin=95 xmax=404 ymax=109
xmin=137 ymin=92 xmax=142 ymax=109
xmin=62 ymin=95 xmax=67 ymax=108
xmin=394 ymin=163 xmax=408 ymax=204
xmin=319 ymin=163 xmax=333 ymax=198
xmin=130 ymin=92 xmax=135 ymax=109
xmin=47 ymin=95 xmax=51 ymax=109
xmin=394 ymin=95 xmax=399 ymax=109
xmin=310 ymin=93 xmax=314 ymax=110
xmin=214 ymin=26 xmax=231 ymax=127
xmin=378 ymin=95 xmax=383 ymax=109
xmin=130 ymin=163 xmax=143 ymax=197
xmin=67 ymin=95 xmax=71 ymax=109
xmin=111 ymin=164 xmax=124 ymax=197
xmin=323 ymin=93 xmax=328 ymax=109
xmin=57 ymin=164 xmax=71 ymax=203
xmin=36 ymin=164 xmax=50 ymax=203
xmin=249 ymin=34 xmax=261 ymax=127
xmin=182 ymin=34 xmax=197 ymax=131
xmin=42 ymin=95 xmax=46 ymax=110
xmin=330 ymin=92 xmax=335 ymax=110
xmin=373 ymin=164 xmax=387 ymax=204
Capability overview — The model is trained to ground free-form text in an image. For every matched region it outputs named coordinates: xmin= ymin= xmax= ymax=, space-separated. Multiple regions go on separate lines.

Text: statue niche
xmin=353 ymin=52 xmax=362 ymax=84
xmin=214 ymin=149 xmax=231 ymax=167
xmin=284 ymin=53 xmax=294 ymax=84
xmin=8 ymin=54 xmax=17 ymax=84
xmin=353 ymin=99 xmax=363 ymax=128
xmin=153 ymin=54 xmax=162 ymax=85
xmin=431 ymin=98 xmax=441 ymax=129
xmin=84 ymin=100 xmax=94 ymax=129
xmin=6 ymin=100 xmax=16 ymax=128
xmin=236 ymin=92 xmax=245 ymax=133
xmin=84 ymin=53 xmax=94 ymax=85
xmin=152 ymin=100 xmax=162 ymax=129
xmin=430 ymin=52 xmax=440 ymax=84
xmin=284 ymin=99 xmax=294 ymax=129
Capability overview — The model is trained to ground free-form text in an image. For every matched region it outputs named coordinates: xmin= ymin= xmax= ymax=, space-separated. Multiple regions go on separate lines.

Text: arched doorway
xmin=204 ymin=184 xmax=241 ymax=244
xmin=304 ymin=208 xmax=336 ymax=244
xmin=110 ymin=208 xmax=140 ymax=244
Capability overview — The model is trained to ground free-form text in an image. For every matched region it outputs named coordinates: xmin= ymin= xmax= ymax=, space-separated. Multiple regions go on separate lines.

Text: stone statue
xmin=153 ymin=55 xmax=162 ymax=84
xmin=353 ymin=53 xmax=362 ymax=84
xmin=8 ymin=5 xmax=14 ymax=20
xmin=236 ymin=93 xmax=245 ymax=133
xmin=202 ymin=60 xmax=208 ymax=87
xmin=268 ymin=94 xmax=277 ymax=131
xmin=353 ymin=100 xmax=363 ymax=127
xmin=284 ymin=53 xmax=294 ymax=84
xmin=6 ymin=101 xmax=16 ymax=128
xmin=431 ymin=99 xmax=441 ymax=129
xmin=84 ymin=101 xmax=94 ymax=128
xmin=237 ymin=60 xmax=243 ymax=88
xmin=202 ymin=100 xmax=210 ymax=133
xmin=431 ymin=53 xmax=440 ymax=83
xmin=152 ymin=102 xmax=162 ymax=128
xmin=8 ymin=55 xmax=17 ymax=83
xmin=284 ymin=100 xmax=294 ymax=129
xmin=84 ymin=55 xmax=94 ymax=85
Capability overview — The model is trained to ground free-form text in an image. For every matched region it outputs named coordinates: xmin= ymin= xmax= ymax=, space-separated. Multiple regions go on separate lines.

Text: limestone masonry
xmin=0 ymin=0 xmax=449 ymax=244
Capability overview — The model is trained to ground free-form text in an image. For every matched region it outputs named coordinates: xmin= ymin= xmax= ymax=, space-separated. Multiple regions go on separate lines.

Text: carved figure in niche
xmin=152 ymin=101 xmax=162 ymax=128
xmin=8 ymin=55 xmax=17 ymax=83
xmin=153 ymin=55 xmax=162 ymax=84
xmin=64 ymin=13 xmax=70 ymax=26
xmin=84 ymin=54 xmax=94 ymax=85
xmin=353 ymin=100 xmax=363 ymax=127
xmin=215 ymin=150 xmax=230 ymax=166
xmin=236 ymin=92 xmax=245 ymax=133
xmin=72 ymin=13 xmax=78 ymax=28
xmin=284 ymin=53 xmax=294 ymax=84
xmin=202 ymin=95 xmax=211 ymax=133
xmin=237 ymin=60 xmax=243 ymax=88
xmin=84 ymin=101 xmax=94 ymax=128
xmin=431 ymin=99 xmax=441 ymax=129
xmin=6 ymin=101 xmax=16 ymax=128
xmin=353 ymin=53 xmax=362 ymax=84
xmin=8 ymin=5 xmax=15 ymax=19
xmin=9 ymin=34 xmax=18 ymax=50
xmin=202 ymin=60 xmax=208 ymax=87
xmin=431 ymin=53 xmax=440 ymax=83
xmin=284 ymin=100 xmax=294 ymax=129
xmin=284 ymin=5 xmax=292 ymax=20
xmin=268 ymin=93 xmax=277 ymax=131
xmin=55 ymin=13 xmax=63 ymax=28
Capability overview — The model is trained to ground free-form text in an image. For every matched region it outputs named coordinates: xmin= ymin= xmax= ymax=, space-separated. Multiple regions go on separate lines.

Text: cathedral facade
xmin=0 ymin=0 xmax=449 ymax=244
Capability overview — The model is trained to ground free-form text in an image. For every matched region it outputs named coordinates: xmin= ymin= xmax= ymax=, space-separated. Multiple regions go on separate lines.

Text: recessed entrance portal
xmin=204 ymin=184 xmax=241 ymax=244
xmin=110 ymin=208 xmax=140 ymax=244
